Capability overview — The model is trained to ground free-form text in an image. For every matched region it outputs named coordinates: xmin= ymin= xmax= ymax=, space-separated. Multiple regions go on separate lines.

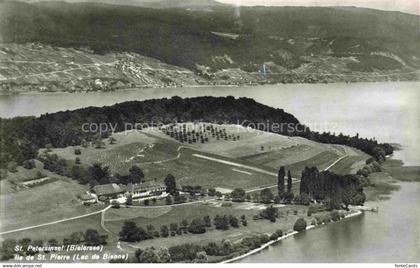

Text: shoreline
xmin=220 ymin=210 xmax=363 ymax=263
xmin=1 ymin=80 xmax=419 ymax=97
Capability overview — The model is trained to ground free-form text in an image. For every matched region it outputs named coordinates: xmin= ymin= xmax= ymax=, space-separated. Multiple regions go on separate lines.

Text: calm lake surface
xmin=1 ymin=82 xmax=419 ymax=262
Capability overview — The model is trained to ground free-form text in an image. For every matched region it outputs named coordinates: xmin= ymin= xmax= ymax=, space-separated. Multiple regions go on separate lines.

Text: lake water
xmin=238 ymin=180 xmax=420 ymax=263
xmin=1 ymin=82 xmax=419 ymax=165
xmin=0 ymin=82 xmax=419 ymax=262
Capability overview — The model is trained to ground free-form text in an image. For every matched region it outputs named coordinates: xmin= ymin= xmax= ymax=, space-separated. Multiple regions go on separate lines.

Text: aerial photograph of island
xmin=0 ymin=0 xmax=419 ymax=266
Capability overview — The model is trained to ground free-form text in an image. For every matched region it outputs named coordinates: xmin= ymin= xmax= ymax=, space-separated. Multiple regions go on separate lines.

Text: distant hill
xmin=0 ymin=0 xmax=419 ymax=86
xmin=16 ymin=0 xmax=229 ymax=9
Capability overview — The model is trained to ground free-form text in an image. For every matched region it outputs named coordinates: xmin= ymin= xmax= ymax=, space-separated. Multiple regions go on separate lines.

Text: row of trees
xmin=299 ymin=167 xmax=366 ymax=210
xmin=277 ymin=167 xmax=294 ymax=202
xmin=128 ymin=227 xmax=286 ymax=263
xmin=119 ymin=214 xmax=248 ymax=242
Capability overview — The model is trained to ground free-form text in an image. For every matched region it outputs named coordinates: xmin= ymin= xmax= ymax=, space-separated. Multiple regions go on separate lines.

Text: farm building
xmin=92 ymin=183 xmax=125 ymax=199
xmin=126 ymin=182 xmax=167 ymax=199
xmin=90 ymin=182 xmax=167 ymax=203
xmin=80 ymin=193 xmax=97 ymax=204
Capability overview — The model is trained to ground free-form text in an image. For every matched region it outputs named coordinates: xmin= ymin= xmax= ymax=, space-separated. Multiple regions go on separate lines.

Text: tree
xmin=129 ymin=165 xmax=144 ymax=184
xmin=240 ymin=215 xmax=247 ymax=226
xmin=229 ymin=215 xmax=239 ymax=228
xmin=287 ymin=170 xmax=292 ymax=193
xmin=160 ymin=225 xmax=169 ymax=237
xmin=204 ymin=242 xmax=219 ymax=256
xmin=109 ymin=137 xmax=117 ymax=145
xmin=207 ymin=188 xmax=216 ymax=196
xmin=119 ymin=222 xmax=148 ymax=242
xmin=169 ymin=223 xmax=178 ymax=233
xmin=18 ymin=238 xmax=31 ymax=252
xmin=146 ymin=225 xmax=157 ymax=238
xmin=84 ymin=229 xmax=105 ymax=246
xmin=260 ymin=188 xmax=274 ymax=204
xmin=74 ymin=148 xmax=81 ymax=155
xmin=278 ymin=166 xmax=285 ymax=197
xmin=81 ymin=139 xmax=88 ymax=148
xmin=1 ymin=239 xmax=17 ymax=260
xmin=23 ymin=159 xmax=36 ymax=169
xmin=293 ymin=218 xmax=307 ymax=232
xmin=188 ymin=219 xmax=206 ymax=234
xmin=195 ymin=251 xmax=208 ymax=263
xmin=94 ymin=138 xmax=105 ymax=149
xmin=69 ymin=231 xmax=84 ymax=244
xmin=180 ymin=219 xmax=189 ymax=233
xmin=221 ymin=239 xmax=234 ymax=254
xmin=260 ymin=205 xmax=278 ymax=222
xmin=203 ymin=215 xmax=212 ymax=227
xmin=214 ymin=215 xmax=230 ymax=230
xmin=156 ymin=247 xmax=171 ymax=263
xmin=87 ymin=163 xmax=110 ymax=185
xmin=231 ymin=188 xmax=246 ymax=202
xmin=164 ymin=174 xmax=177 ymax=195
xmin=126 ymin=194 xmax=133 ymax=206
xmin=137 ymin=247 xmax=159 ymax=263
xmin=48 ymin=239 xmax=59 ymax=248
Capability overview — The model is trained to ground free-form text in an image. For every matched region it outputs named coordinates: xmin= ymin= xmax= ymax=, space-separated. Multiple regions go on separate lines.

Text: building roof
xmin=80 ymin=194 xmax=96 ymax=200
xmin=92 ymin=183 xmax=124 ymax=196
xmin=125 ymin=182 xmax=166 ymax=192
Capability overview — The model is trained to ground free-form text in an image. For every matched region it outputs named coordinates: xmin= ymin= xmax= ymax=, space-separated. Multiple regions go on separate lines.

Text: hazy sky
xmin=218 ymin=0 xmax=420 ymax=15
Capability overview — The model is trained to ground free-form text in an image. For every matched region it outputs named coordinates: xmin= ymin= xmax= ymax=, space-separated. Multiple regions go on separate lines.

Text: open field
xmin=0 ymin=178 xmax=101 ymax=231
xmin=141 ymin=147 xmax=278 ymax=189
xmin=240 ymin=144 xmax=324 ymax=168
xmin=0 ymin=213 xmax=104 ymax=242
xmin=327 ymin=155 xmax=368 ymax=175
xmin=49 ymin=131 xmax=180 ymax=174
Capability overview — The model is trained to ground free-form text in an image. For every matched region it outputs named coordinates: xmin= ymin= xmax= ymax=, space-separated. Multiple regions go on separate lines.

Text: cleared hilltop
xmin=0 ymin=1 xmax=419 ymax=93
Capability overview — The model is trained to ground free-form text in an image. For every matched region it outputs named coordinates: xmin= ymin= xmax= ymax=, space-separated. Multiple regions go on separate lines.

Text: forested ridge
xmin=0 ymin=96 xmax=392 ymax=169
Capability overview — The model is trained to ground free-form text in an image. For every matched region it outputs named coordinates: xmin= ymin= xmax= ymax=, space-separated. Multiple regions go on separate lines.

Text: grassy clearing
xmin=328 ymin=155 xmax=368 ymax=175
xmin=50 ymin=131 xmax=179 ymax=174
xmin=0 ymin=213 xmax=103 ymax=242
xmin=105 ymin=206 xmax=172 ymax=222
xmin=240 ymin=144 xmax=323 ymax=168
xmin=284 ymin=151 xmax=340 ymax=177
xmin=141 ymin=148 xmax=278 ymax=189
xmin=189 ymin=125 xmax=297 ymax=158
xmin=0 ymin=179 xmax=100 ymax=231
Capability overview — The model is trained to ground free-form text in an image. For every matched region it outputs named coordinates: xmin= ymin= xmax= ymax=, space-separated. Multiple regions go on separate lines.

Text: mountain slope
xmin=0 ymin=1 xmax=419 ymax=87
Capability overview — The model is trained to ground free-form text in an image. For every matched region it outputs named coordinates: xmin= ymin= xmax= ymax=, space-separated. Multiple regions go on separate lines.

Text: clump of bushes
xmin=293 ymin=218 xmax=307 ymax=232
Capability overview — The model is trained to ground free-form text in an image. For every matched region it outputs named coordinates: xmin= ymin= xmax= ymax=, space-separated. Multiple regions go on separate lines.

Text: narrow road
xmin=323 ymin=155 xmax=348 ymax=171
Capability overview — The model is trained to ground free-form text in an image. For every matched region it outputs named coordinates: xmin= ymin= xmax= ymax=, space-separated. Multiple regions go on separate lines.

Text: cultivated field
xmin=0 ymin=178 xmax=99 ymax=232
